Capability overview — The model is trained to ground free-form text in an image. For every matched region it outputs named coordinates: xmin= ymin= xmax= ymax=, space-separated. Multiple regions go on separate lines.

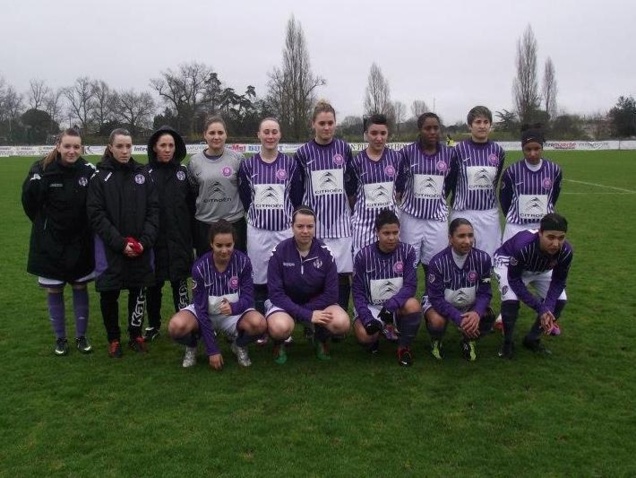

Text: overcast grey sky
xmin=1 ymin=0 xmax=634 ymax=125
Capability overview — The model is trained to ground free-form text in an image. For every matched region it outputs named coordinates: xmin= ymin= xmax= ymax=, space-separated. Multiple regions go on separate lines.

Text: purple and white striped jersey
xmin=426 ymin=246 xmax=492 ymax=326
xmin=495 ymin=230 xmax=573 ymax=315
xmin=499 ymin=159 xmax=563 ymax=225
xmin=191 ymin=250 xmax=254 ymax=356
xmin=395 ymin=142 xmax=455 ymax=221
xmin=450 ymin=139 xmax=505 ymax=211
xmin=352 ymin=242 xmax=417 ymax=325
xmin=349 ymin=148 xmax=401 ymax=251
xmin=295 ymin=139 xmax=354 ymax=239
xmin=238 ymin=153 xmax=302 ymax=231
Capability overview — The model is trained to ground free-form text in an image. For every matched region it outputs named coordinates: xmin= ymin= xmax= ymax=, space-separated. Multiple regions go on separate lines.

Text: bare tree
xmin=542 ymin=57 xmax=558 ymax=121
xmin=115 ymin=90 xmax=155 ymax=136
xmin=410 ymin=100 xmax=429 ymax=119
xmin=513 ymin=25 xmax=541 ymax=124
xmin=28 ymin=79 xmax=52 ymax=110
xmin=364 ymin=63 xmax=392 ymax=116
xmin=267 ymin=15 xmax=325 ymax=140
xmin=63 ymin=77 xmax=95 ymax=132
xmin=91 ymin=80 xmax=118 ymax=132
xmin=150 ymin=62 xmax=218 ymax=136
xmin=44 ymin=88 xmax=64 ymax=125
xmin=392 ymin=101 xmax=406 ymax=137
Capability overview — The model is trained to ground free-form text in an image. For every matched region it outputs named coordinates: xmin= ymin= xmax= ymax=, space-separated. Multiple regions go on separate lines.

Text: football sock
xmin=554 ymin=300 xmax=566 ymax=319
xmin=173 ymin=332 xmax=197 ymax=348
xmin=47 ymin=291 xmax=66 ymax=339
xmin=72 ymin=288 xmax=89 ymax=337
xmin=314 ymin=325 xmax=331 ymax=343
xmin=426 ymin=322 xmax=445 ymax=342
xmin=397 ymin=312 xmax=421 ymax=347
xmin=146 ymin=282 xmax=163 ymax=329
xmin=337 ymin=274 xmax=350 ymax=310
xmin=501 ymin=300 xmax=520 ymax=344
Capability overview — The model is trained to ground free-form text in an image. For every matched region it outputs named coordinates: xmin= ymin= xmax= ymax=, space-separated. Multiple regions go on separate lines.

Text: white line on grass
xmin=563 ymin=179 xmax=636 ymax=194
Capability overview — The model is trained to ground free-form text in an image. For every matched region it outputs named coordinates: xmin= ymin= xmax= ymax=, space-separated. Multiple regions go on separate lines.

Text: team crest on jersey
xmin=542 ymin=178 xmax=552 ymax=189
xmin=468 ymin=270 xmax=478 ymax=282
xmin=488 ymin=154 xmax=499 ymax=166
xmin=502 ymin=285 xmax=509 ymax=295
xmin=134 ymin=174 xmax=145 ymax=185
xmin=314 ymin=259 xmax=323 ymax=269
xmin=332 ymin=154 xmax=344 ymax=166
xmin=176 ymin=170 xmax=186 ymax=181
xmin=228 ymin=276 xmax=239 ymax=290
xmin=436 ymin=161 xmax=447 ymax=172
xmin=222 ymin=166 xmax=233 ymax=177
xmin=393 ymin=261 xmax=404 ymax=274
xmin=384 ymin=165 xmax=396 ymax=177
xmin=78 ymin=177 xmax=88 ymax=187
xmin=428 ymin=273 xmax=435 ymax=283
xmin=510 ymin=257 xmax=518 ymax=266
xmin=276 ymin=168 xmax=288 ymax=180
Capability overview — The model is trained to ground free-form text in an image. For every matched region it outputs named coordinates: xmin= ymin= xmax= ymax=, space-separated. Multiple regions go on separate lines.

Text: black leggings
xmin=100 ymin=288 xmax=145 ymax=342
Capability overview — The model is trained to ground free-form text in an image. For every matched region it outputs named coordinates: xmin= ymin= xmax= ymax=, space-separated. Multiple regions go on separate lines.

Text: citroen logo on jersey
xmin=261 ymin=186 xmax=282 ymax=203
xmin=488 ymin=154 xmax=499 ymax=166
xmin=474 ymin=168 xmax=492 ymax=186
xmin=379 ymin=281 xmax=400 ymax=296
xmin=418 ymin=177 xmax=439 ymax=194
xmin=370 ymin=185 xmax=392 ymax=202
xmin=542 ymin=178 xmax=552 ymax=189
xmin=319 ymin=171 xmax=340 ymax=189
xmin=210 ymin=181 xmax=225 ymax=198
xmin=436 ymin=161 xmax=447 ymax=172
xmin=455 ymin=290 xmax=470 ymax=305
xmin=468 ymin=270 xmax=478 ymax=282
xmin=332 ymin=154 xmax=344 ymax=166
xmin=524 ymin=197 xmax=545 ymax=213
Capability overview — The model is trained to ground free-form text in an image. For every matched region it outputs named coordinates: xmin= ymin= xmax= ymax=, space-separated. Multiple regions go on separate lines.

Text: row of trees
xmin=1 ymin=18 xmax=635 ymax=145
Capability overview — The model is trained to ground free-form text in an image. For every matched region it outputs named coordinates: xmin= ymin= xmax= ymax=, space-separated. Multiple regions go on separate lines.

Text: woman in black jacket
xmin=142 ymin=126 xmax=194 ymax=342
xmin=22 ymin=129 xmax=96 ymax=356
xmin=87 ymin=128 xmax=159 ymax=358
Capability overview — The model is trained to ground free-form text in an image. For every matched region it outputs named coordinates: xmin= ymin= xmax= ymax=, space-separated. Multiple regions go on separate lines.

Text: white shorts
xmin=247 ymin=224 xmax=292 ymax=284
xmin=182 ymin=304 xmax=254 ymax=337
xmin=421 ymin=295 xmax=472 ymax=315
xmin=494 ymin=256 xmax=567 ymax=302
xmin=38 ymin=271 xmax=96 ymax=288
xmin=399 ymin=212 xmax=447 ymax=266
xmin=264 ymin=300 xmax=338 ymax=322
xmin=353 ymin=304 xmax=395 ymax=324
xmin=321 ymin=236 xmax=353 ymax=273
xmin=450 ymin=208 xmax=501 ymax=259
xmin=502 ymin=223 xmax=538 ymax=244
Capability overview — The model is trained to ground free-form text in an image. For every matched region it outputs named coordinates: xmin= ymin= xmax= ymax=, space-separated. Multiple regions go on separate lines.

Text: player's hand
xmin=123 ymin=243 xmax=135 ymax=257
xmin=311 ymin=310 xmax=333 ymax=325
xmin=460 ymin=311 xmax=480 ymax=338
xmin=209 ymin=353 xmax=224 ymax=370
xmin=219 ymin=298 xmax=232 ymax=315
xmin=540 ymin=311 xmax=555 ymax=334
xmin=364 ymin=319 xmax=383 ymax=336
xmin=378 ymin=307 xmax=393 ymax=324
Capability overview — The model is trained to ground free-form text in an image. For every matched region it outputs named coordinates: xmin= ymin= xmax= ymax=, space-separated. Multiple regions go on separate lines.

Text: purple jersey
xmin=295 ymin=139 xmax=354 ymax=239
xmin=191 ymin=250 xmax=254 ymax=356
xmin=395 ymin=142 xmax=455 ymax=221
xmin=499 ymin=159 xmax=563 ymax=225
xmin=349 ymin=148 xmax=401 ymax=251
xmin=352 ymin=242 xmax=417 ymax=325
xmin=267 ymin=237 xmax=338 ymax=323
xmin=238 ymin=152 xmax=302 ymax=231
xmin=426 ymin=246 xmax=492 ymax=326
xmin=450 ymin=140 xmax=505 ymax=211
xmin=495 ymin=230 xmax=573 ymax=315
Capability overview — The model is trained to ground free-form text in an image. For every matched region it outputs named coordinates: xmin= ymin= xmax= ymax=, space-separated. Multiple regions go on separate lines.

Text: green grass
xmin=1 ymin=151 xmax=635 ymax=477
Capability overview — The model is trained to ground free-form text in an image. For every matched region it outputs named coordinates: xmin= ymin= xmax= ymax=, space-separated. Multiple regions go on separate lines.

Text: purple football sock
xmin=73 ymin=288 xmax=89 ymax=337
xmin=47 ymin=291 xmax=66 ymax=339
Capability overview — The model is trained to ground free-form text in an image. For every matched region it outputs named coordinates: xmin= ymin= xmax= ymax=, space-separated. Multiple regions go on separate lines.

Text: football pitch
xmin=1 ymin=150 xmax=635 ymax=476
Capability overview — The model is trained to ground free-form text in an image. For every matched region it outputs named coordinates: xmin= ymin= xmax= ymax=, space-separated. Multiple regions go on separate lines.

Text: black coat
xmin=22 ymin=156 xmax=95 ymax=282
xmin=86 ymin=156 xmax=159 ymax=291
xmin=145 ymin=126 xmax=194 ymax=282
